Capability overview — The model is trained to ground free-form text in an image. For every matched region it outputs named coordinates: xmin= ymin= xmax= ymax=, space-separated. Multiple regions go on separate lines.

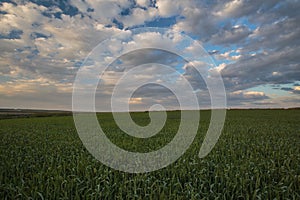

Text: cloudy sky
xmin=0 ymin=0 xmax=299 ymax=110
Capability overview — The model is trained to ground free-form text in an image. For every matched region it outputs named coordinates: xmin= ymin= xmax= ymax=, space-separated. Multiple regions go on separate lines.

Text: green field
xmin=0 ymin=110 xmax=299 ymax=199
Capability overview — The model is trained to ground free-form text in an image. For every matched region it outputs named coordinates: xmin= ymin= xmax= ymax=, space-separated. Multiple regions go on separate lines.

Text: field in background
xmin=0 ymin=110 xmax=299 ymax=199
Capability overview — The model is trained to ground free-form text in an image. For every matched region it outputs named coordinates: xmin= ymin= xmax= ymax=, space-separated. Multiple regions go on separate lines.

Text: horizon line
xmin=1 ymin=107 xmax=299 ymax=113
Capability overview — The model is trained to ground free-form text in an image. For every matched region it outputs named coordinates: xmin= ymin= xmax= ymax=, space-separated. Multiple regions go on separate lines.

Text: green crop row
xmin=0 ymin=110 xmax=299 ymax=199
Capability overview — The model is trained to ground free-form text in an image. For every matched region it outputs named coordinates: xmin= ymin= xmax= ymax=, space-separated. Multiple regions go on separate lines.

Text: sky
xmin=0 ymin=0 xmax=299 ymax=110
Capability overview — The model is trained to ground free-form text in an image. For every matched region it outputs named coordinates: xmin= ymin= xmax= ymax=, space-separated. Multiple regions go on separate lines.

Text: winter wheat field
xmin=0 ymin=109 xmax=299 ymax=199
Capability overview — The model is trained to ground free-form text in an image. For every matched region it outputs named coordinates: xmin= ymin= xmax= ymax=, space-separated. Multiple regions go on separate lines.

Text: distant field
xmin=0 ymin=109 xmax=72 ymax=120
xmin=0 ymin=110 xmax=299 ymax=199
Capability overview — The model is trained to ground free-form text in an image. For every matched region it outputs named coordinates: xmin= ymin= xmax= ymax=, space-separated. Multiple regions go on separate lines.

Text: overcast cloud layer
xmin=0 ymin=0 xmax=299 ymax=110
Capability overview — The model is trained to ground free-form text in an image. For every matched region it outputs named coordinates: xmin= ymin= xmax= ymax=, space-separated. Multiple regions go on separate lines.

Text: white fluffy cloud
xmin=156 ymin=0 xmax=183 ymax=17
xmin=136 ymin=0 xmax=150 ymax=8
xmin=70 ymin=0 xmax=132 ymax=24
xmin=118 ymin=7 xmax=158 ymax=27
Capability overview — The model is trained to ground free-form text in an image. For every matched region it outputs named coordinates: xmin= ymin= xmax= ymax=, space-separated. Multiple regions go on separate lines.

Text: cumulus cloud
xmin=227 ymin=90 xmax=269 ymax=107
xmin=293 ymin=86 xmax=300 ymax=94
xmin=136 ymin=0 xmax=150 ymax=8
xmin=173 ymin=6 xmax=218 ymax=41
xmin=278 ymin=86 xmax=300 ymax=95
xmin=210 ymin=25 xmax=252 ymax=45
xmin=70 ymin=0 xmax=131 ymax=24
xmin=117 ymin=7 xmax=158 ymax=27
xmin=0 ymin=0 xmax=299 ymax=109
xmin=0 ymin=0 xmax=124 ymax=109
